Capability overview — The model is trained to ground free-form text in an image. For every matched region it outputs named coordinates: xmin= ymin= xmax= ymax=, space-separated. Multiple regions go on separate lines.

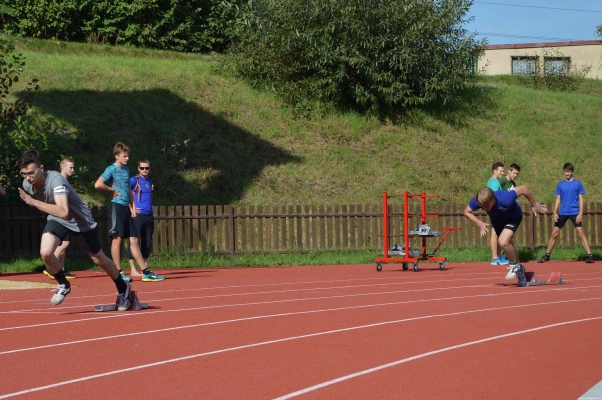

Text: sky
xmin=465 ymin=0 xmax=602 ymax=45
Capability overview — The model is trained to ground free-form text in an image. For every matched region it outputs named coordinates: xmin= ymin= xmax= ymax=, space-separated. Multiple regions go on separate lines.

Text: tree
xmin=0 ymin=38 xmax=51 ymax=204
xmin=596 ymin=25 xmax=602 ymax=37
xmin=0 ymin=0 xmax=241 ymax=53
xmin=222 ymin=0 xmax=486 ymax=114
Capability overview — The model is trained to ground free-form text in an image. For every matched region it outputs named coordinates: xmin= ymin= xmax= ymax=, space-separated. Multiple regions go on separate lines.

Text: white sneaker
xmin=51 ymin=284 xmax=71 ymax=305
xmin=505 ymin=265 xmax=519 ymax=280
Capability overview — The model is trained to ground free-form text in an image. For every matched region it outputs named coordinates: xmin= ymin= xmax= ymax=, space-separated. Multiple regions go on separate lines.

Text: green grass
xmin=0 ymin=247 xmax=596 ymax=274
xmin=3 ymin=35 xmax=601 ymax=208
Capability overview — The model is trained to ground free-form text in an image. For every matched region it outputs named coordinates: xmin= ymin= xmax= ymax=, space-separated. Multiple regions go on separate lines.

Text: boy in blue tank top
xmin=539 ymin=163 xmax=594 ymax=263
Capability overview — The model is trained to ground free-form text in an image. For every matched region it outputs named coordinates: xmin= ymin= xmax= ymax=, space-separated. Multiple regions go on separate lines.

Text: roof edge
xmin=486 ymin=40 xmax=602 ymax=50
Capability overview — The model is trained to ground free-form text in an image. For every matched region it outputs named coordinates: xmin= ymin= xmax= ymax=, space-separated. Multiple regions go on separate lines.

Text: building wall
xmin=478 ymin=40 xmax=602 ymax=79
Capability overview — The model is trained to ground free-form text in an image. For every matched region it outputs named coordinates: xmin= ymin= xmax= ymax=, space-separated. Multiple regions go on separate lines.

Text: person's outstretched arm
xmin=513 ymin=185 xmax=547 ymax=214
xmin=463 ymin=205 xmax=490 ymax=237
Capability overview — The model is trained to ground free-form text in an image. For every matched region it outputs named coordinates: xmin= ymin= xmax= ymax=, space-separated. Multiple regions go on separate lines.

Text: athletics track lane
xmin=0 ymin=262 xmax=601 ymax=399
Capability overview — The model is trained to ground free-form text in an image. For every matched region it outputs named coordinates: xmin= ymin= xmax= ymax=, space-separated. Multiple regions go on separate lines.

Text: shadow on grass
xmin=23 ymin=89 xmax=301 ymax=205
xmin=393 ymin=84 xmax=500 ymax=129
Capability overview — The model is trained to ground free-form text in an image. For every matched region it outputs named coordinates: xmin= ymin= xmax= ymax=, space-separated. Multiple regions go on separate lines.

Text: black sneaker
xmin=586 ymin=254 xmax=594 ymax=263
xmin=538 ymin=254 xmax=550 ymax=263
xmin=64 ymin=270 xmax=77 ymax=279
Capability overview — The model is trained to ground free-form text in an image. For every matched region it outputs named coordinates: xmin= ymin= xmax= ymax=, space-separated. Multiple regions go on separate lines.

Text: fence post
xmin=229 ymin=206 xmax=236 ymax=256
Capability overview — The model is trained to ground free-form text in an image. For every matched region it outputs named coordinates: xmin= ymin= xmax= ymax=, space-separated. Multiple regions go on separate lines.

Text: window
xmin=511 ymin=56 xmax=537 ymax=76
xmin=544 ymin=57 xmax=570 ymax=76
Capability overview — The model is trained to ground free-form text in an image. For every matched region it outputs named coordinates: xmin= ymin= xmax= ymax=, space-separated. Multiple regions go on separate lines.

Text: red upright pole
xmin=383 ymin=192 xmax=389 ymax=259
xmin=403 ymin=191 xmax=410 ymax=255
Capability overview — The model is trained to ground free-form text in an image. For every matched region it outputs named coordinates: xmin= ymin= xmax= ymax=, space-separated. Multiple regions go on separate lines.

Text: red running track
xmin=1 ymin=261 xmax=601 ymax=399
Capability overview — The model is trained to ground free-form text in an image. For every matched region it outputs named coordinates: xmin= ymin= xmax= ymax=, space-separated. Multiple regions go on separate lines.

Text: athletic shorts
xmin=43 ymin=219 xmax=102 ymax=254
xmin=126 ymin=214 xmax=154 ymax=259
xmin=108 ymin=203 xmax=137 ymax=238
xmin=554 ymin=214 xmax=582 ymax=229
xmin=493 ymin=216 xmax=523 ymax=237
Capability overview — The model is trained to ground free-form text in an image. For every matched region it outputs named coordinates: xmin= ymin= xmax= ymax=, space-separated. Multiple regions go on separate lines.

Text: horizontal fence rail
xmin=1 ymin=202 xmax=602 ymax=259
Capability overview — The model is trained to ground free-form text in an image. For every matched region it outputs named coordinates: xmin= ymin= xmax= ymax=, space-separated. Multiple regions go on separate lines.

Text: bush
xmin=0 ymin=38 xmax=54 ymax=204
xmin=222 ymin=0 xmax=485 ymax=114
xmin=0 ymin=0 xmax=240 ymax=53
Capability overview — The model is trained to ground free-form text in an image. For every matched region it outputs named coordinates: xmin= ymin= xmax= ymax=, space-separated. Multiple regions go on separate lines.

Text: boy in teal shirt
xmin=95 ymin=142 xmax=164 ymax=281
xmin=487 ymin=162 xmax=508 ymax=265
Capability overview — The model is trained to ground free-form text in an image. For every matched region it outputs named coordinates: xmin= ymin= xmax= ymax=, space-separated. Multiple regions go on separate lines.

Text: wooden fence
xmin=2 ymin=202 xmax=602 ymax=259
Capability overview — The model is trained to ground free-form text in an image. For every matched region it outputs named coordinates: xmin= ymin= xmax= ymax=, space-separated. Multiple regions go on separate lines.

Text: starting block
xmin=524 ymin=271 xmax=565 ymax=286
xmin=94 ymin=290 xmax=148 ymax=312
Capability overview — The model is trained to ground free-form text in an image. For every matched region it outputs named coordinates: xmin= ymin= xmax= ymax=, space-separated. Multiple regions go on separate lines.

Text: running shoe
xmin=117 ymin=280 xmax=132 ymax=311
xmin=120 ymin=271 xmax=132 ymax=282
xmin=500 ymin=253 xmax=509 ymax=263
xmin=491 ymin=257 xmax=509 ymax=266
xmin=516 ymin=264 xmax=528 ymax=287
xmin=45 ymin=269 xmax=77 ymax=279
xmin=538 ymin=254 xmax=550 ymax=263
xmin=64 ymin=270 xmax=77 ymax=279
xmin=586 ymin=254 xmax=594 ymax=264
xmin=142 ymin=271 xmax=164 ymax=282
xmin=51 ymin=283 xmax=71 ymax=305
xmin=505 ymin=264 xmax=520 ymax=280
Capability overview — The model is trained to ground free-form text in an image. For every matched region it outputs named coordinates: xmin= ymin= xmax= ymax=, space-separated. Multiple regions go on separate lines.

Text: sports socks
xmin=54 ymin=270 xmax=70 ymax=287
xmin=113 ymin=274 xmax=128 ymax=294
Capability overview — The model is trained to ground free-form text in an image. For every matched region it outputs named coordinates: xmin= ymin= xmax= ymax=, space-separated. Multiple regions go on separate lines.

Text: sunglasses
xmin=20 ymin=167 xmax=40 ymax=178
xmin=139 ymin=167 xmax=150 ymax=170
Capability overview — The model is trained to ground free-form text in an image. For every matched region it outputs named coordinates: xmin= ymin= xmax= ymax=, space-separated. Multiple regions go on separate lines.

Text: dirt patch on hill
xmin=0 ymin=280 xmax=56 ymax=290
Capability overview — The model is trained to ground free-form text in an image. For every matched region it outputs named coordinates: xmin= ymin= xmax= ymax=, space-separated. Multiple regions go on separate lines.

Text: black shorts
xmin=108 ymin=203 xmax=137 ymax=238
xmin=554 ymin=214 xmax=582 ymax=229
xmin=126 ymin=214 xmax=154 ymax=259
xmin=43 ymin=219 xmax=102 ymax=254
xmin=493 ymin=216 xmax=523 ymax=237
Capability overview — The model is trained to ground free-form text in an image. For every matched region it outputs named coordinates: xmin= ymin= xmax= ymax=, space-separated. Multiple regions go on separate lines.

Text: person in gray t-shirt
xmin=18 ymin=150 xmax=133 ymax=310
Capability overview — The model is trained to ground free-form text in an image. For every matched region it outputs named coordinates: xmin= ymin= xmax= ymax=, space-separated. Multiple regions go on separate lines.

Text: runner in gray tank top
xmin=18 ymin=150 xmax=133 ymax=309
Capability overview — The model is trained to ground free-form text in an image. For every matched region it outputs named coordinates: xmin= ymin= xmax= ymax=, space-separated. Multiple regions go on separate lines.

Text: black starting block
xmin=94 ymin=290 xmax=148 ymax=312
xmin=524 ymin=271 xmax=565 ymax=286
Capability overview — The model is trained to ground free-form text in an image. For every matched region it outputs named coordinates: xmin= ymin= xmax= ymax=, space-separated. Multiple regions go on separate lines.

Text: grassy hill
xmin=5 ymin=36 xmax=602 ymax=207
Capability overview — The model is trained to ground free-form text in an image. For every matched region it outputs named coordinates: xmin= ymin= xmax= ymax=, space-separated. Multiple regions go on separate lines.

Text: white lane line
xmin=0 ymin=271 xmax=499 ymax=305
xmin=273 ymin=315 xmax=602 ymax=399
xmin=579 ymin=380 xmax=602 ymax=400
xmin=1 ymin=267 xmax=599 ymax=306
xmin=2 ymin=282 xmax=600 ymax=332
xmin=1 ymin=300 xmax=602 ymax=399
xmin=2 ymin=271 xmax=601 ymax=316
xmin=0 ymin=272 xmax=508 ymax=310
xmin=3 ymin=293 xmax=600 ymax=355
